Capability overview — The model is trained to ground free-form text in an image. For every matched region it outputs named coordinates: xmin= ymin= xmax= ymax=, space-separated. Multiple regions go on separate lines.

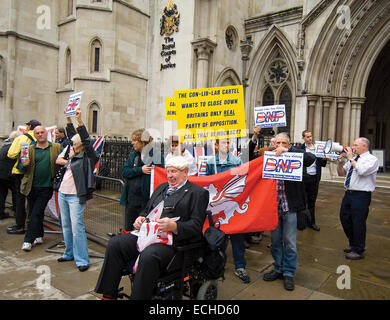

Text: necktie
xmin=344 ymin=155 xmax=360 ymax=189
xmin=165 ymin=187 xmax=178 ymax=197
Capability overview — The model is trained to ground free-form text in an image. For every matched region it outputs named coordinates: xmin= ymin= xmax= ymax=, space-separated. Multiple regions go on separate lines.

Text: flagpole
xmin=212 ymin=139 xmax=217 ymax=174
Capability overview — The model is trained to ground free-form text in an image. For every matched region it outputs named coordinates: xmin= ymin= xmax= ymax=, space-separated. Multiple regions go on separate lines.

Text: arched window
xmin=90 ymin=39 xmax=102 ymax=73
xmin=257 ymin=48 xmax=294 ymax=137
xmin=278 ymin=85 xmax=292 ymax=134
xmin=65 ymin=48 xmax=71 ymax=84
xmin=89 ymin=103 xmax=100 ymax=134
xmin=262 ymin=86 xmax=274 ymax=106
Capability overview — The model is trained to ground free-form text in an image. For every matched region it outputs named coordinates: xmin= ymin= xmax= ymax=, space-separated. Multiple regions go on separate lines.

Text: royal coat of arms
xmin=160 ymin=0 xmax=180 ymax=36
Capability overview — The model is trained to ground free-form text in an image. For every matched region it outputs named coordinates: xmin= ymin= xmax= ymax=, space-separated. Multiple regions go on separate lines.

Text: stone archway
xmin=360 ymin=40 xmax=390 ymax=168
xmin=215 ymin=67 xmax=241 ymax=87
xmin=246 ymin=25 xmax=298 ymax=138
xmin=304 ymin=0 xmax=390 ymax=146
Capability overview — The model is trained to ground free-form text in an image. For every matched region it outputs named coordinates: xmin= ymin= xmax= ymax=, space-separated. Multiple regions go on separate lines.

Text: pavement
xmin=1 ymin=181 xmax=390 ymax=300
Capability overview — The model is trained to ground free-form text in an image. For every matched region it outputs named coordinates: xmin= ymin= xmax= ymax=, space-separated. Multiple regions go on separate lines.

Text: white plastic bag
xmin=132 ymin=201 xmax=180 ymax=273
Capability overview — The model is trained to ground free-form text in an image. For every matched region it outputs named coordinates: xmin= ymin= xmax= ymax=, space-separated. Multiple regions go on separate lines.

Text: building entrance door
xmin=360 ymin=40 xmax=390 ymax=169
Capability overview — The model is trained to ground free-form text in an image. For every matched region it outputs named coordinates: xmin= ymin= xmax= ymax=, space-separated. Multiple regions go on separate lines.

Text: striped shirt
xmin=277 ymin=179 xmax=289 ymax=214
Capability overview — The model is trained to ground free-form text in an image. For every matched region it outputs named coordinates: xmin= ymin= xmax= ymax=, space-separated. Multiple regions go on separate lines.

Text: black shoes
xmin=57 ymin=257 xmax=74 ymax=262
xmin=344 ymin=245 xmax=352 ymax=253
xmin=283 ymin=276 xmax=295 ymax=291
xmin=263 ymin=270 xmax=295 ymax=291
xmin=345 ymin=252 xmax=364 ymax=260
xmin=263 ymin=270 xmax=283 ymax=281
xmin=7 ymin=224 xmax=25 ymax=234
xmin=310 ymin=224 xmax=320 ymax=231
xmin=78 ymin=265 xmax=89 ymax=272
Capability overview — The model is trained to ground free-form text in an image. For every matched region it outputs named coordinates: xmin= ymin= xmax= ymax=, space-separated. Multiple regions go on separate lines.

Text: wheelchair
xmin=118 ymin=240 xmax=221 ymax=300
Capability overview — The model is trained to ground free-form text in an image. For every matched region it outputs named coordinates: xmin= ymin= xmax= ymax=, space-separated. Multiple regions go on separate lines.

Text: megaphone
xmin=324 ymin=140 xmax=354 ymax=154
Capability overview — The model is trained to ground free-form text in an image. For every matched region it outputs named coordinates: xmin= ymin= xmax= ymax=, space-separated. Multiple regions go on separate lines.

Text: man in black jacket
xmin=95 ymin=156 xmax=209 ymax=300
xmin=263 ymin=132 xmax=315 ymax=291
xmin=297 ymin=130 xmax=327 ymax=231
xmin=0 ymin=132 xmax=19 ymax=220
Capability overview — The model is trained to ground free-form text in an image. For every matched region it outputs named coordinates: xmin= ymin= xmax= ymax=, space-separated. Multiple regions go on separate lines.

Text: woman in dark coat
xmin=120 ymin=128 xmax=164 ymax=230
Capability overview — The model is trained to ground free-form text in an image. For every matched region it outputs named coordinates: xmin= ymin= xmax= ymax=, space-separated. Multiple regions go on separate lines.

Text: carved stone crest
xmin=160 ymin=0 xmax=180 ymax=36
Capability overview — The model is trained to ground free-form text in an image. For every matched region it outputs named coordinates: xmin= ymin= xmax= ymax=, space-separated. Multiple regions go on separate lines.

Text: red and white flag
xmin=151 ymin=156 xmax=278 ymax=234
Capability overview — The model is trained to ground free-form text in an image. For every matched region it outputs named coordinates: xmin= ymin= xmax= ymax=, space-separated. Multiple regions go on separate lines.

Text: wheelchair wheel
xmin=196 ymin=280 xmax=219 ymax=300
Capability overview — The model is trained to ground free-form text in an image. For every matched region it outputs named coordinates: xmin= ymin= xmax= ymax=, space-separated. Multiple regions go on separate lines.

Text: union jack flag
xmin=91 ymin=136 xmax=105 ymax=174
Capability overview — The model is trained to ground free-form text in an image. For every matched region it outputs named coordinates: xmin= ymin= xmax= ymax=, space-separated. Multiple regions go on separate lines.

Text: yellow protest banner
xmin=172 ymin=85 xmax=246 ymax=143
xmin=165 ymin=97 xmax=177 ymax=120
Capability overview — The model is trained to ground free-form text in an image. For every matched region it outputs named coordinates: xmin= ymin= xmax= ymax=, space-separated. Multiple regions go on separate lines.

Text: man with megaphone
xmin=336 ymin=137 xmax=379 ymax=260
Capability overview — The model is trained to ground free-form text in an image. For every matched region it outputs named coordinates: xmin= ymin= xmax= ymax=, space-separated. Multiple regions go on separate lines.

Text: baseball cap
xmin=25 ymin=120 xmax=42 ymax=129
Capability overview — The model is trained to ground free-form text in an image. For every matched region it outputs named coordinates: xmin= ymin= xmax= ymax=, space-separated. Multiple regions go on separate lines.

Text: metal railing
xmin=43 ymin=176 xmax=125 ymax=257
xmin=84 ymin=176 xmax=125 ymax=242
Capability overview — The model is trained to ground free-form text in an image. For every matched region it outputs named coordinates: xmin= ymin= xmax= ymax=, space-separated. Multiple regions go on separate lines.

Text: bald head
xmin=34 ymin=126 xmax=48 ymax=145
xmin=353 ymin=137 xmax=370 ymax=155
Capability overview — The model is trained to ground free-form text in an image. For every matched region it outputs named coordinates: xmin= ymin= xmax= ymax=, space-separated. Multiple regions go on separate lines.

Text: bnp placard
xmin=254 ymin=104 xmax=286 ymax=128
xmin=166 ymin=85 xmax=247 ymax=143
xmin=262 ymin=151 xmax=303 ymax=181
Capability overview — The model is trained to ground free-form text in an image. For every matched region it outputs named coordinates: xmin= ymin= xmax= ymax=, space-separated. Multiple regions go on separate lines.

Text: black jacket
xmin=283 ymin=146 xmax=316 ymax=212
xmin=296 ymin=143 xmax=327 ymax=182
xmin=65 ymin=124 xmax=99 ymax=204
xmin=140 ymin=180 xmax=209 ymax=246
xmin=0 ymin=140 xmax=16 ymax=181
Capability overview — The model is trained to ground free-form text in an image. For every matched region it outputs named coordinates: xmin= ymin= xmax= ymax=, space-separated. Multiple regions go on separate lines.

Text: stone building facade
xmin=0 ymin=0 xmax=389 ymax=167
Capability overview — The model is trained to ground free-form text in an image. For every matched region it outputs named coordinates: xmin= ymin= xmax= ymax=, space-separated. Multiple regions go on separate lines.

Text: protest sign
xmin=262 ymin=151 xmax=303 ymax=181
xmin=66 ymin=91 xmax=83 ymax=117
xmin=165 ymin=97 xmax=177 ymax=120
xmin=168 ymin=85 xmax=246 ymax=143
xmin=315 ymin=141 xmax=338 ymax=160
xmin=20 ymin=142 xmax=29 ymax=160
xmin=197 ymin=155 xmax=213 ymax=176
xmin=254 ymin=104 xmax=286 ymax=128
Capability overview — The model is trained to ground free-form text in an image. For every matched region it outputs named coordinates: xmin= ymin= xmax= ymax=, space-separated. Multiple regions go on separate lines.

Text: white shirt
xmin=165 ymin=149 xmax=198 ymax=176
xmin=305 ymin=145 xmax=317 ymax=175
xmin=343 ymin=151 xmax=379 ymax=192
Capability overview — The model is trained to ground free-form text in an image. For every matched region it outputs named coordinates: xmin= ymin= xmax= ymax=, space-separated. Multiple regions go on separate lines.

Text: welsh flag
xmin=151 ymin=156 xmax=278 ymax=234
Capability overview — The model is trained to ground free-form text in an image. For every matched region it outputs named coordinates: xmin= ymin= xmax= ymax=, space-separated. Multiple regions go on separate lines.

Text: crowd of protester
xmin=0 ymin=116 xmax=379 ymax=298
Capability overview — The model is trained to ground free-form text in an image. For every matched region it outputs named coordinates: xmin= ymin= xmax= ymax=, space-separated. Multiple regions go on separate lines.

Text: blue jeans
xmin=270 ymin=211 xmax=297 ymax=277
xmin=230 ymin=233 xmax=246 ymax=269
xmin=58 ymin=192 xmax=89 ymax=267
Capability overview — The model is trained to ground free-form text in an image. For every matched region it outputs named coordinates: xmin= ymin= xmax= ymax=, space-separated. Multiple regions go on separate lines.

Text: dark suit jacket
xmin=296 ymin=143 xmax=327 ymax=182
xmin=139 ymin=180 xmax=209 ymax=246
xmin=284 ymin=146 xmax=316 ymax=212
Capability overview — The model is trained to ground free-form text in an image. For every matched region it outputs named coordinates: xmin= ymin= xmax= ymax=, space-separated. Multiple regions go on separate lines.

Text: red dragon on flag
xmin=151 ymin=156 xmax=278 ymax=234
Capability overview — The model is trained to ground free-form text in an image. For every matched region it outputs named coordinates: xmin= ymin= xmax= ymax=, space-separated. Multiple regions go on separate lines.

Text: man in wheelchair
xmin=94 ymin=156 xmax=210 ymax=300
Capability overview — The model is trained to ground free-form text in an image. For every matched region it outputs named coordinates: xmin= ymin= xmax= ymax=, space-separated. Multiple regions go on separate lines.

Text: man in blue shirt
xmin=206 ymin=138 xmax=249 ymax=283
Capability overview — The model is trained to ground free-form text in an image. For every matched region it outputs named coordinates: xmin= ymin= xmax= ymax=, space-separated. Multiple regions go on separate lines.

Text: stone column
xmin=240 ymin=37 xmax=253 ymax=96
xmin=4 ymin=0 xmax=18 ymax=135
xmin=321 ymin=96 xmax=334 ymax=140
xmin=314 ymin=96 xmax=323 ymax=140
xmin=306 ymin=95 xmax=319 ymax=134
xmin=240 ymin=37 xmax=253 ymax=127
xmin=191 ymin=38 xmax=217 ymax=89
xmin=336 ymin=97 xmax=348 ymax=143
xmin=350 ymin=97 xmax=365 ymax=144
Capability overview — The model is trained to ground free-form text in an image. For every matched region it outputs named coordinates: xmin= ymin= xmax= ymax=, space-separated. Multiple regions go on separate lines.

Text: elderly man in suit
xmin=95 ymin=156 xmax=209 ymax=300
